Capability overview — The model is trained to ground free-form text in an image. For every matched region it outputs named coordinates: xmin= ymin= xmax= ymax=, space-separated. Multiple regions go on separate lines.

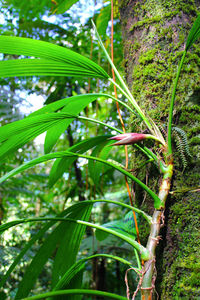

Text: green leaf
xmin=186 ymin=14 xmax=200 ymax=51
xmin=92 ymin=20 xmax=153 ymax=133
xmin=29 ymin=92 xmax=131 ymax=154
xmin=0 ymin=200 xmax=151 ymax=235
xmin=29 ymin=93 xmax=123 ymax=117
xmin=96 ymin=211 xmax=138 ymax=241
xmin=52 ymin=206 xmax=92 ymax=288
xmin=0 ymin=151 xmax=161 ymax=208
xmin=14 ymin=202 xmax=92 ymax=299
xmin=0 ymin=36 xmax=109 ymax=79
xmin=54 ymin=0 xmax=79 ymax=14
xmin=96 ymin=4 xmax=111 ymax=38
xmin=53 ymin=254 xmax=135 ymax=291
xmin=44 ymin=94 xmax=104 ymax=153
xmin=49 ymin=136 xmax=111 ymax=187
xmin=21 ymin=289 xmax=127 ymax=300
xmin=0 ymin=92 xmax=132 ymax=161
xmin=0 ymin=207 xmax=72 ymax=288
xmin=0 ymin=199 xmax=149 ymax=291
xmin=0 ymin=216 xmax=150 ymax=260
xmin=88 ymin=140 xmax=113 ymax=187
xmin=0 ymin=112 xmax=75 ymax=161
xmin=0 ymin=59 xmax=107 ymax=78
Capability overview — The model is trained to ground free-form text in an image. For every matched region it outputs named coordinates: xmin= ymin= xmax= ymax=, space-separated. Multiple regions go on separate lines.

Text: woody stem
xmin=141 ymin=164 xmax=173 ymax=300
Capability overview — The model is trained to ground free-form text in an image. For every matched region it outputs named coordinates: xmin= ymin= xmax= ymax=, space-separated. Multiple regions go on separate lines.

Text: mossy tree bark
xmin=118 ymin=0 xmax=200 ymax=298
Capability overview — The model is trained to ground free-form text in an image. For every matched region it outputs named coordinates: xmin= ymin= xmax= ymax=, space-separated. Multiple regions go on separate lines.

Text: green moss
xmin=138 ymin=49 xmax=157 ymax=64
xmin=130 ymin=11 xmax=179 ymax=31
xmin=131 ymin=42 xmax=200 ymax=121
xmin=161 ymin=189 xmax=200 ymax=298
xmin=190 ymin=136 xmax=200 ymax=145
xmin=118 ymin=0 xmax=130 ymax=10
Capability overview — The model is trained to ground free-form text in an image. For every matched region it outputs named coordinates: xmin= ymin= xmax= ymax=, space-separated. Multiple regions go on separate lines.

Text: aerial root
xmin=125 ymin=259 xmax=158 ymax=300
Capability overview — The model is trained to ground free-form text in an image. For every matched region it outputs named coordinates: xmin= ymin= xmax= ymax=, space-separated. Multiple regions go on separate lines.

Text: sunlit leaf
xmin=0 ymin=36 xmax=109 ymax=79
xmin=44 ymin=94 xmax=105 ymax=153
xmin=54 ymin=0 xmax=79 ymax=14
xmin=96 ymin=4 xmax=111 ymax=38
xmin=186 ymin=14 xmax=200 ymax=51
xmin=0 ymin=112 xmax=74 ymax=161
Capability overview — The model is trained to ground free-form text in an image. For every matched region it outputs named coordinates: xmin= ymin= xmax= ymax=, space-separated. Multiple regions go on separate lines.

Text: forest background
xmin=0 ymin=0 xmax=199 ymax=299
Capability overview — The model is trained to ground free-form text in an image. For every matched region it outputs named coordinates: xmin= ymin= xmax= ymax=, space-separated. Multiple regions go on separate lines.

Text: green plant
xmin=0 ymin=9 xmax=199 ymax=300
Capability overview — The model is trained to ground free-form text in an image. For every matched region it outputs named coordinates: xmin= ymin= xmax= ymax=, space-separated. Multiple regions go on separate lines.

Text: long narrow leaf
xmin=55 ymin=0 xmax=79 ymax=14
xmin=89 ymin=199 xmax=151 ymax=223
xmin=0 ymin=200 xmax=151 ymax=236
xmin=29 ymin=93 xmax=134 ymax=117
xmin=92 ymin=20 xmax=153 ymax=132
xmin=0 ymin=113 xmax=74 ymax=161
xmin=0 ymin=217 xmax=150 ymax=260
xmin=88 ymin=140 xmax=113 ymax=186
xmin=0 ymin=199 xmax=149 ymax=289
xmin=22 ymin=289 xmax=127 ymax=300
xmin=53 ymin=253 xmax=137 ymax=291
xmin=0 ymin=204 xmax=80 ymax=289
xmin=0 ymin=93 xmax=124 ymax=161
xmin=0 ymin=151 xmax=161 ymax=208
xmin=186 ymin=14 xmax=200 ymax=51
xmin=0 ymin=36 xmax=109 ymax=79
xmin=43 ymin=94 xmax=116 ymax=153
xmin=51 ymin=206 xmax=92 ymax=288
xmin=0 ymin=59 xmax=106 ymax=78
xmin=168 ymin=14 xmax=200 ymax=154
xmin=14 ymin=203 xmax=92 ymax=299
xmin=0 ymin=113 xmax=75 ymax=143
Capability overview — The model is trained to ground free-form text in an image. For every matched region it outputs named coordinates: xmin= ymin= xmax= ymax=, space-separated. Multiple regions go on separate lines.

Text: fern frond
xmin=172 ymin=127 xmax=191 ymax=170
xmin=172 ymin=127 xmax=192 ymax=157
xmin=158 ymin=124 xmax=167 ymax=139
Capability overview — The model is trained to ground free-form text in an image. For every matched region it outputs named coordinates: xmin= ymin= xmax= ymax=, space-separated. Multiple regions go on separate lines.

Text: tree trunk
xmin=118 ymin=0 xmax=200 ymax=298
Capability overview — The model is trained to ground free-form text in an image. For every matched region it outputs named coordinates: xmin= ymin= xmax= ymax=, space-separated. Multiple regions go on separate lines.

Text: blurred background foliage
xmin=0 ymin=0 xmax=139 ymax=298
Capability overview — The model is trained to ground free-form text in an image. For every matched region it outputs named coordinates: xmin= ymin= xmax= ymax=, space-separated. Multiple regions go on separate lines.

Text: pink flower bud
xmin=109 ymin=133 xmax=147 ymax=145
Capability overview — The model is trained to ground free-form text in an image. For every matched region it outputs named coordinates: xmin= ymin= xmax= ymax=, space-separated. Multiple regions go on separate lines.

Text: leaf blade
xmin=0 ymin=36 xmax=109 ymax=79
xmin=13 ymin=202 xmax=92 ymax=299
xmin=0 ymin=151 xmax=161 ymax=208
xmin=53 ymin=253 xmax=135 ymax=291
xmin=186 ymin=14 xmax=200 ymax=51
xmin=21 ymin=289 xmax=128 ymax=300
xmin=44 ymin=94 xmax=104 ymax=153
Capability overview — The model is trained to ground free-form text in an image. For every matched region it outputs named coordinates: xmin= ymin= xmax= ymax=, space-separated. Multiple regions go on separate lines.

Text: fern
xmin=172 ymin=127 xmax=192 ymax=170
xmin=158 ymin=124 xmax=167 ymax=138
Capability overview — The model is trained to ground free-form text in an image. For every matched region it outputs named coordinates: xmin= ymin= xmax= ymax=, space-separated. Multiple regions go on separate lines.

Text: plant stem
xmin=141 ymin=163 xmax=173 ymax=299
xmin=77 ymin=116 xmax=123 ymax=134
xmin=109 ymin=78 xmax=153 ymax=131
xmin=134 ymin=248 xmax=142 ymax=270
xmin=92 ymin=20 xmax=153 ymax=132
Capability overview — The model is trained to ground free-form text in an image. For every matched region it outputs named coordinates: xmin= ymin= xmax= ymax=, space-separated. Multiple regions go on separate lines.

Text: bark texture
xmin=118 ymin=0 xmax=200 ymax=298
